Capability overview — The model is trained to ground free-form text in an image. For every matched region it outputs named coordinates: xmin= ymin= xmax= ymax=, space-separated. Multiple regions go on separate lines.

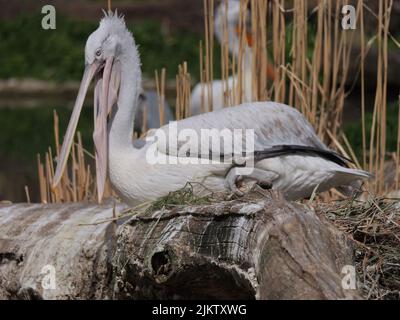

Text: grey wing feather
xmin=156 ymin=102 xmax=329 ymax=159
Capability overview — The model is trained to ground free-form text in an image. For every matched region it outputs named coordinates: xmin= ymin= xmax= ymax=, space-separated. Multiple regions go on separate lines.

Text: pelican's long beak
xmin=52 ymin=56 xmax=121 ymax=203
xmin=93 ymin=57 xmax=121 ymax=203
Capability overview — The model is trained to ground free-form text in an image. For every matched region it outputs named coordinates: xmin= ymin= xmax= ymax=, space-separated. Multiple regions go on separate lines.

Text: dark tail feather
xmin=254 ymin=145 xmax=352 ymax=167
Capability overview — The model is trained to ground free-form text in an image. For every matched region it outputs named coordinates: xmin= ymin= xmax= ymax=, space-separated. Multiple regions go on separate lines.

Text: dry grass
xmin=146 ymin=182 xmax=213 ymax=213
xmin=175 ymin=62 xmax=192 ymax=120
xmin=36 ymin=111 xmax=114 ymax=203
xmin=155 ymin=68 xmax=167 ymax=126
xmin=318 ymin=197 xmax=400 ymax=299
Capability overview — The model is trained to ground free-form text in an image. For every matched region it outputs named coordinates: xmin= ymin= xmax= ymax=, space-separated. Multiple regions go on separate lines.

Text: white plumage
xmin=53 ymin=12 xmax=372 ymax=206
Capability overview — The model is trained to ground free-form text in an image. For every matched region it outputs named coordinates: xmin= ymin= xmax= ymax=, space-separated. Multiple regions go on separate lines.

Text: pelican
xmin=191 ymin=0 xmax=275 ymax=115
xmin=53 ymin=11 xmax=372 ymax=206
xmin=135 ymin=90 xmax=174 ymax=135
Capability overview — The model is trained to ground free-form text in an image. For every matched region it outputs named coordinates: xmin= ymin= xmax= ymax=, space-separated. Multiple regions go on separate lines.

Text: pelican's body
xmin=109 ymin=102 xmax=370 ymax=205
xmin=53 ymin=12 xmax=371 ymax=206
xmin=191 ymin=67 xmax=253 ymax=114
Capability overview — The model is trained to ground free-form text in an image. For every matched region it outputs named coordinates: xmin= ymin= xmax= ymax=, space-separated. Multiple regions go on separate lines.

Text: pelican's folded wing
xmin=155 ymin=102 xmax=329 ymax=161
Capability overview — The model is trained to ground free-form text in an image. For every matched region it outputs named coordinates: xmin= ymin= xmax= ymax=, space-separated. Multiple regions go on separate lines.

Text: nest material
xmin=317 ymin=197 xmax=400 ymax=300
xmin=145 ymin=183 xmax=214 ymax=213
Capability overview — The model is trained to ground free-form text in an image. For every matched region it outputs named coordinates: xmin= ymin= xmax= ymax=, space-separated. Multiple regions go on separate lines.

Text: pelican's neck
xmin=109 ymin=43 xmax=141 ymax=152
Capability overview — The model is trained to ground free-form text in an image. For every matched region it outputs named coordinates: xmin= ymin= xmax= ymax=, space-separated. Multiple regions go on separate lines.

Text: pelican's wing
xmin=154 ymin=102 xmax=331 ymax=161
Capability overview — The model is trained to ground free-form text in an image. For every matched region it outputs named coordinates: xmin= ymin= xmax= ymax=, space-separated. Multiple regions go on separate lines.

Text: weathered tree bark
xmin=0 ymin=190 xmax=361 ymax=300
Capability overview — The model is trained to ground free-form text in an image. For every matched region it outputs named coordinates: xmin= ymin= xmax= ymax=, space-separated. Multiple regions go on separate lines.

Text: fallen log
xmin=0 ymin=190 xmax=361 ymax=300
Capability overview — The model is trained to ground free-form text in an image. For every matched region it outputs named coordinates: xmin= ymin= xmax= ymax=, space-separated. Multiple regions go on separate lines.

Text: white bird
xmin=191 ymin=0 xmax=275 ymax=115
xmin=52 ymin=12 xmax=371 ymax=206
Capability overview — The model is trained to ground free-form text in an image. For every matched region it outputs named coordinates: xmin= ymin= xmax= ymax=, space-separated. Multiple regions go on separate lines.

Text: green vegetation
xmin=0 ymin=13 xmax=202 ymax=81
xmin=344 ymin=102 xmax=399 ymax=159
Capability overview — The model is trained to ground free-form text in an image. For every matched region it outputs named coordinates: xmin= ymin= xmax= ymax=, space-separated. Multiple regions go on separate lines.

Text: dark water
xmin=0 ymin=95 xmax=95 ymax=203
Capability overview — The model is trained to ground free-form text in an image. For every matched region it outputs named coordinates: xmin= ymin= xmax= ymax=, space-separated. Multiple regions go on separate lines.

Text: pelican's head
xmin=52 ymin=11 xmax=133 ymax=202
xmin=84 ymin=12 xmax=132 ymax=65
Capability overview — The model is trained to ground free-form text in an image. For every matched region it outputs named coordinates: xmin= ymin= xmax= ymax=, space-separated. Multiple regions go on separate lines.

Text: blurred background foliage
xmin=0 ymin=13 xmax=202 ymax=81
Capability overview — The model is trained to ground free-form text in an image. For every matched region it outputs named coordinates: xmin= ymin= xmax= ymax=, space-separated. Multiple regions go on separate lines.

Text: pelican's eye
xmin=95 ymin=49 xmax=102 ymax=57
